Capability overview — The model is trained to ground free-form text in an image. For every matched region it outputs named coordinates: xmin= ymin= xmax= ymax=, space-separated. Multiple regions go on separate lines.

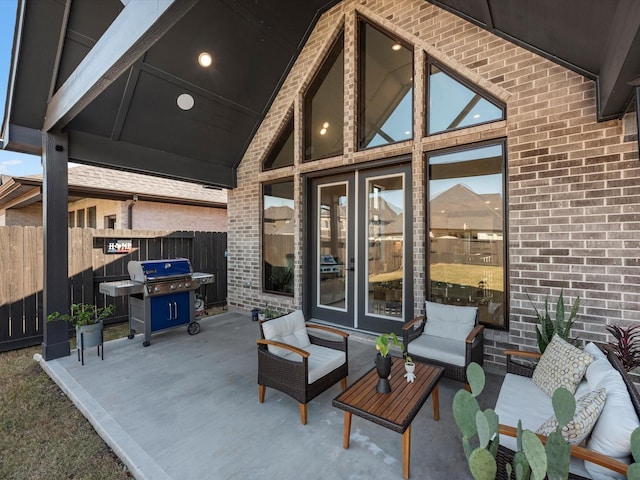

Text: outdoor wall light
xmin=198 ymin=52 xmax=212 ymax=67
xmin=177 ymin=93 xmax=195 ymax=110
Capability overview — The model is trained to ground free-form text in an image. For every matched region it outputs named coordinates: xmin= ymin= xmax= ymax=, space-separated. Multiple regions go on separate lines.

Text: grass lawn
xmin=0 ymin=323 xmax=133 ymax=480
xmin=0 ymin=306 xmax=227 ymax=479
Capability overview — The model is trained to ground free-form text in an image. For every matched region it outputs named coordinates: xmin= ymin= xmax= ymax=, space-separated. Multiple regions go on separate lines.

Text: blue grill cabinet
xmin=98 ymin=259 xmax=215 ymax=346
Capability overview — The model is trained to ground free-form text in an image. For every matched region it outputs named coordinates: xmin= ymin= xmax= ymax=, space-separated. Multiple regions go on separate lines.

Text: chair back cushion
xmin=261 ymin=310 xmax=311 ymax=357
xmin=423 ymin=301 xmax=477 ymax=341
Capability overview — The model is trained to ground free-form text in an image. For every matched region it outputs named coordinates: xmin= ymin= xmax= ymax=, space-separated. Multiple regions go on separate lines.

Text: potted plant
xmin=606 ymin=323 xmax=640 ymax=372
xmin=258 ymin=305 xmax=278 ymax=321
xmin=375 ymin=332 xmax=414 ymax=391
xmin=48 ymin=303 xmax=115 ymax=363
xmin=527 ymin=288 xmax=580 ymax=353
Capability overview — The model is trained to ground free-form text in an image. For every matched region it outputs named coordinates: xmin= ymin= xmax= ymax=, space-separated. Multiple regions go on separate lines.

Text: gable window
xmin=427 ymin=142 xmax=506 ymax=328
xmin=263 ymin=180 xmax=295 ymax=295
xmin=263 ymin=115 xmax=294 ymax=170
xmin=358 ymin=20 xmax=413 ymax=149
xmin=427 ymin=63 xmax=504 ymax=135
xmin=304 ymin=32 xmax=344 ymax=161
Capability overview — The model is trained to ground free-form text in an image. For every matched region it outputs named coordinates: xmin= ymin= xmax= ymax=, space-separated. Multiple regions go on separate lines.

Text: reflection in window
xmin=264 ymin=116 xmax=294 ymax=170
xmin=367 ymin=175 xmax=404 ymax=319
xmin=318 ymin=183 xmax=347 ymax=309
xmin=263 ymin=181 xmax=295 ymax=295
xmin=428 ymin=64 xmax=504 ymax=135
xmin=359 ymin=21 xmax=413 ymax=149
xmin=428 ymin=144 xmax=506 ymax=328
xmin=304 ymin=33 xmax=344 ymax=161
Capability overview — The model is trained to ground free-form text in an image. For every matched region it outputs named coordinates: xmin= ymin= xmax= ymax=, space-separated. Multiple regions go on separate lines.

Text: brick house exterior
xmin=227 ymin=0 xmax=639 ymax=370
xmin=0 ymin=165 xmax=227 ymax=232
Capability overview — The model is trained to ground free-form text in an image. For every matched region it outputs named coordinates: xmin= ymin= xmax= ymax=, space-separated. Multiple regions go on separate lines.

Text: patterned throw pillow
xmin=536 ymin=388 xmax=607 ymax=445
xmin=531 ymin=334 xmax=595 ymax=397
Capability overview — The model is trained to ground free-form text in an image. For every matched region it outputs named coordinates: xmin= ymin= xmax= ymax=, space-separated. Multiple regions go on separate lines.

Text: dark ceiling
xmin=2 ymin=0 xmax=639 ymax=189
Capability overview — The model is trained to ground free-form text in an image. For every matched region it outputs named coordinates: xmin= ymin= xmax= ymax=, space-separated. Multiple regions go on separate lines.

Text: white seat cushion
xmin=303 ymin=344 xmax=346 ymax=384
xmin=261 ymin=310 xmax=311 ymax=357
xmin=495 ymin=374 xmax=592 ymax=478
xmin=408 ymin=334 xmax=466 ymax=367
xmin=423 ymin=301 xmax=477 ymax=341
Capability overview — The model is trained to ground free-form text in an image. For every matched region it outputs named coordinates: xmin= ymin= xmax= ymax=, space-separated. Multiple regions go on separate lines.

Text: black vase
xmin=375 ymin=353 xmax=392 ymax=393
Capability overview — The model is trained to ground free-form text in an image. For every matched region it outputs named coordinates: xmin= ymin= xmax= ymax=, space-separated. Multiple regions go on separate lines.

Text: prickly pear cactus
xmin=627 ymin=427 xmax=640 ymax=480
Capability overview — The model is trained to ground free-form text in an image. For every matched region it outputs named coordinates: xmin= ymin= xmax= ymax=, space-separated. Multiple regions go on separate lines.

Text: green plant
xmin=452 ymin=362 xmax=576 ymax=480
xmin=375 ymin=332 xmax=411 ymax=362
xmin=259 ymin=305 xmax=279 ymax=320
xmin=47 ymin=303 xmax=115 ymax=327
xmin=606 ymin=324 xmax=640 ymax=372
xmin=527 ymin=289 xmax=580 ymax=353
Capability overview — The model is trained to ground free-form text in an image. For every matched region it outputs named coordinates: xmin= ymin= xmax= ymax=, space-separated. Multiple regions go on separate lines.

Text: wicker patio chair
xmin=257 ymin=310 xmax=349 ymax=425
xmin=402 ymin=302 xmax=483 ymax=389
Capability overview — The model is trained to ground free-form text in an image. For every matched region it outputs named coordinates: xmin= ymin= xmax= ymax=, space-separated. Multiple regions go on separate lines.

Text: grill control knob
xmin=154 ymin=286 xmax=159 ymax=292
xmin=170 ymin=284 xmax=176 ymax=290
xmin=185 ymin=282 xmax=191 ymax=288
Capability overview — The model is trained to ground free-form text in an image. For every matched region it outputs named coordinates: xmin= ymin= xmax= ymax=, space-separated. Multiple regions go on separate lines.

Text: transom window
xmin=304 ymin=32 xmax=344 ymax=161
xmin=427 ymin=63 xmax=504 ymax=135
xmin=358 ymin=20 xmax=413 ymax=149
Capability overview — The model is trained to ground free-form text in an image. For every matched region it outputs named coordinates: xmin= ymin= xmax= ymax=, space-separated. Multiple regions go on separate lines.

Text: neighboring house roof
xmin=0 ymin=165 xmax=227 ymax=210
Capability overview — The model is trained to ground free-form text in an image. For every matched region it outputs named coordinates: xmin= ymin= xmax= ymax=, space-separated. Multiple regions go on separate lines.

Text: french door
xmin=307 ymin=164 xmax=413 ymax=333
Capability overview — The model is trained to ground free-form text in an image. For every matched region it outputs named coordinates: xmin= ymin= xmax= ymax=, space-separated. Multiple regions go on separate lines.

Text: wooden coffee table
xmin=332 ymin=360 xmax=444 ymax=479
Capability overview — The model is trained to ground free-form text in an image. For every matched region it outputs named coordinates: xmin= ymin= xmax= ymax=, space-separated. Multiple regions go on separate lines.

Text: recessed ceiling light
xmin=473 ymin=114 xmax=481 ymax=119
xmin=391 ymin=43 xmax=402 ymax=51
xmin=320 ymin=128 xmax=327 ymax=135
xmin=322 ymin=122 xmax=330 ymax=129
xmin=177 ymin=93 xmax=194 ymax=110
xmin=198 ymin=52 xmax=212 ymax=67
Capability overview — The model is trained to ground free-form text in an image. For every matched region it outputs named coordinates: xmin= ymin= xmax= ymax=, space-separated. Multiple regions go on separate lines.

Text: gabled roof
xmin=0 ymin=164 xmax=227 ymax=210
xmin=1 ymin=1 xmax=638 ymax=189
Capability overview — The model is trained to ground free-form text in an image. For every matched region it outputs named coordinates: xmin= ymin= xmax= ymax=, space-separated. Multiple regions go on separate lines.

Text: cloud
xmin=0 ymin=158 xmax=23 ymax=173
xmin=1 ymin=159 xmax=22 ymax=167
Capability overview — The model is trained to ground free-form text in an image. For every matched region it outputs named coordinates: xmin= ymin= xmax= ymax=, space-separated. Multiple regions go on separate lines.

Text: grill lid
xmin=128 ymin=259 xmax=193 ymax=283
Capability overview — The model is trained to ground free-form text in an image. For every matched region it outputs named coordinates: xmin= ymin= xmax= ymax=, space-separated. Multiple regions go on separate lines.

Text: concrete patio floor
xmin=36 ymin=311 xmax=504 ymax=480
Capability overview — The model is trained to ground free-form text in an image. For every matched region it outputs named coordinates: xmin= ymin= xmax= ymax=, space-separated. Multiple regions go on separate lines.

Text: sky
xmin=0 ymin=0 xmax=42 ymax=178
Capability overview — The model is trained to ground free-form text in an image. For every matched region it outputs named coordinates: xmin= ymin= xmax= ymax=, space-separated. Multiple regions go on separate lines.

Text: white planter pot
xmin=76 ymin=320 xmax=103 ymax=350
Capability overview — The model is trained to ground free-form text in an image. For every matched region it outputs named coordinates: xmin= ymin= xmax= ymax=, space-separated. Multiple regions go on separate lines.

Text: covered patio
xmin=36 ymin=311 xmax=502 ymax=480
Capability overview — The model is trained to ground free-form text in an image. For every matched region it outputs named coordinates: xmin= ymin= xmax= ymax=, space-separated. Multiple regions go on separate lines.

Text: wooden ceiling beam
xmin=43 ymin=0 xmax=198 ymax=132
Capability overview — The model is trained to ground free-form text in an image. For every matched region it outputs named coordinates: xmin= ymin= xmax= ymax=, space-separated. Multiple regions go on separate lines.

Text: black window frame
xmin=262 ymin=179 xmax=295 ymax=296
xmin=426 ymin=60 xmax=505 ymax=136
xmin=263 ymin=112 xmax=295 ymax=171
xmin=357 ymin=18 xmax=414 ymax=151
xmin=425 ymin=139 xmax=509 ymax=330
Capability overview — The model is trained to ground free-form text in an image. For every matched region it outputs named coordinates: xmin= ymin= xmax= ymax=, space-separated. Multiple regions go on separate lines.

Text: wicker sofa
xmin=403 ymin=301 xmax=484 ymax=388
xmin=494 ymin=342 xmax=640 ymax=479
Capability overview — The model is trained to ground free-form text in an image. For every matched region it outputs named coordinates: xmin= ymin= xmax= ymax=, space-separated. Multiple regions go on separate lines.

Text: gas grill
xmin=99 ymin=258 xmax=214 ymax=347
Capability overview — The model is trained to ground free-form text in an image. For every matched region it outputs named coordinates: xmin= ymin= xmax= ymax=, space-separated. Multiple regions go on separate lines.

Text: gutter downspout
xmin=127 ymin=194 xmax=138 ymax=229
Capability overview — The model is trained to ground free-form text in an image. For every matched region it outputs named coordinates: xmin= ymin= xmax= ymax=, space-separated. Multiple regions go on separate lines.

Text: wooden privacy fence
xmin=0 ymin=227 xmax=227 ymax=352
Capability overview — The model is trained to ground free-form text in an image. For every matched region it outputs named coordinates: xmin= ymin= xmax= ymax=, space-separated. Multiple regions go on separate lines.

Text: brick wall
xmin=132 ymin=201 xmax=227 ymax=232
xmin=228 ymin=0 xmax=640 ymax=371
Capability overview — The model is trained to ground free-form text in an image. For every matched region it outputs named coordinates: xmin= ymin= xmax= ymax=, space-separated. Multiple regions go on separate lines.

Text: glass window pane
xmin=318 ymin=183 xmax=347 ymax=309
xmin=359 ymin=22 xmax=413 ymax=149
xmin=367 ymin=175 xmax=404 ymax=319
xmin=428 ymin=64 xmax=504 ymax=135
xmin=428 ymin=144 xmax=505 ymax=328
xmin=304 ymin=33 xmax=344 ymax=161
xmin=263 ymin=181 xmax=295 ymax=295
xmin=264 ymin=116 xmax=294 ymax=170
